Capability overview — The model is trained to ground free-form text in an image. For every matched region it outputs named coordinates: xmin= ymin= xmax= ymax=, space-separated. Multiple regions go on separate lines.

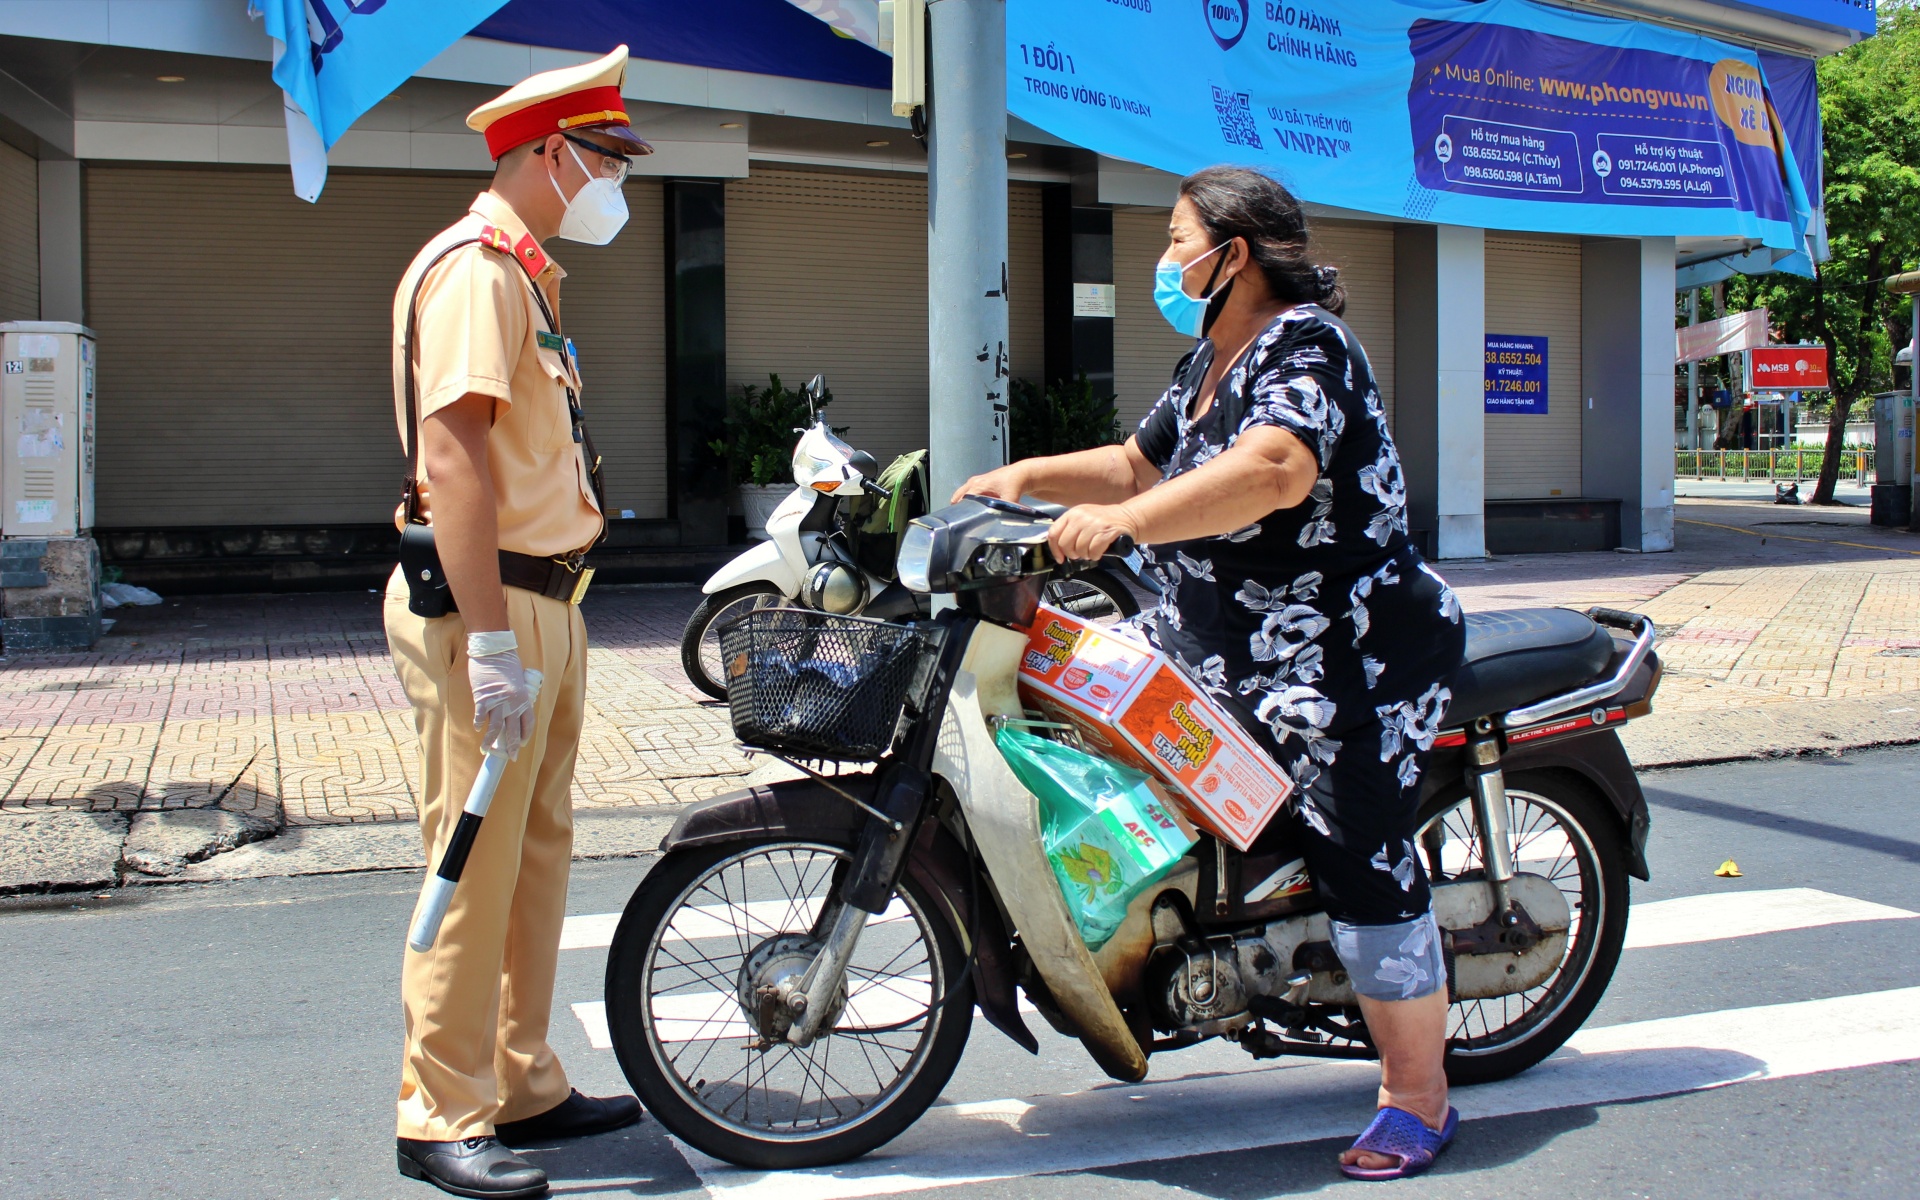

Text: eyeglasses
xmin=558 ymin=131 xmax=632 ymax=185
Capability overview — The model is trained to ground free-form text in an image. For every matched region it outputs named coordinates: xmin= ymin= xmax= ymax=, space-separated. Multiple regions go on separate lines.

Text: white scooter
xmin=679 ymin=375 xmax=1140 ymax=698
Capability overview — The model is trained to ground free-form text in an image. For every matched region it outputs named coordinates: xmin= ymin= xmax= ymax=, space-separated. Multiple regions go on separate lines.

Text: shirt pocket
xmin=526 ymin=347 xmax=575 ymax=453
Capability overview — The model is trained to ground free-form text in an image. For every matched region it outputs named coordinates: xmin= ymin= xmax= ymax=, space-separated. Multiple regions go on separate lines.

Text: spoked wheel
xmin=1044 ymin=567 xmax=1140 ymax=626
xmin=681 ymin=584 xmax=787 ymax=700
xmin=1416 ymin=769 xmax=1630 ymax=1085
xmin=605 ymin=840 xmax=973 ymax=1169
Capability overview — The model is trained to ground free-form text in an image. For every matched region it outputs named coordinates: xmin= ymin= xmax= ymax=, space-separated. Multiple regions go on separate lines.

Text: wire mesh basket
xmin=718 ymin=609 xmax=937 ymax=762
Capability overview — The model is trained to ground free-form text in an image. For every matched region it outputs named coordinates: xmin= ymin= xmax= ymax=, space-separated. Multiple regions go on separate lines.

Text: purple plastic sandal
xmin=1338 ymin=1105 xmax=1459 ymax=1181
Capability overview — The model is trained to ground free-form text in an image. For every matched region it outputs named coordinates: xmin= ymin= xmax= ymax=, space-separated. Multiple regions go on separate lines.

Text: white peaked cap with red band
xmin=467 ymin=45 xmax=653 ymax=160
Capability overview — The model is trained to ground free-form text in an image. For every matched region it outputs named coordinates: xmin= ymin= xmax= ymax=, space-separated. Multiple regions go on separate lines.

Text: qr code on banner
xmin=1212 ymin=86 xmax=1262 ymax=149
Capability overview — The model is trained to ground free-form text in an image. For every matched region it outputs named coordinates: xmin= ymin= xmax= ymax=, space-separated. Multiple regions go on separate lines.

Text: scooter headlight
xmin=896 ymin=522 xmax=936 ymax=593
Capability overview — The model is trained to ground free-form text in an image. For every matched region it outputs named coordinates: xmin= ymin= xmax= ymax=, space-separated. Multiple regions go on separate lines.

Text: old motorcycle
xmin=610 ymin=496 xmax=1660 ymax=1169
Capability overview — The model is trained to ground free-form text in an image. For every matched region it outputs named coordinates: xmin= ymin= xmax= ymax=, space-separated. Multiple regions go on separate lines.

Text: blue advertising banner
xmin=1006 ymin=0 xmax=1812 ymax=252
xmin=475 ymin=0 xmax=891 ymax=91
xmin=1485 ymin=334 xmax=1548 ymax=414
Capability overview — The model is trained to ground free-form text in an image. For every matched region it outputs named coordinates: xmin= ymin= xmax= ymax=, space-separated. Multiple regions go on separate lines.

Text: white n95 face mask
xmin=549 ymin=142 xmax=629 ymax=245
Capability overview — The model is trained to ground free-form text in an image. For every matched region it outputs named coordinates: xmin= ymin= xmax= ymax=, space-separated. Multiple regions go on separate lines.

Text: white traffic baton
xmin=407 ymin=669 xmax=543 ymax=954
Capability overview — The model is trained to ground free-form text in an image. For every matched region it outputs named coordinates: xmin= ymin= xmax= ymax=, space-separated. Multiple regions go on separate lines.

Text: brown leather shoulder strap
xmin=401 ymin=231 xmax=607 ymax=543
xmin=401 ymin=236 xmax=483 ymax=524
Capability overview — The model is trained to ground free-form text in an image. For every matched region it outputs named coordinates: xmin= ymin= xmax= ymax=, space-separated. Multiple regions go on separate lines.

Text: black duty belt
xmin=500 ymin=550 xmax=596 ymax=605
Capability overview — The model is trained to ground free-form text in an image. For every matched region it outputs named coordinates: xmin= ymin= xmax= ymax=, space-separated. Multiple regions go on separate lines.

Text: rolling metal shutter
xmin=1113 ymin=210 xmax=1397 ymax=432
xmin=1484 ymin=234 xmax=1583 ymax=499
xmin=1008 ymin=182 xmax=1045 ymax=385
xmin=551 ymin=183 xmax=668 ymax=519
xmin=1309 ymin=219 xmax=1395 ymax=425
xmin=84 ymin=167 xmax=666 ymax=527
xmin=726 ymin=168 xmax=1044 ymax=468
xmin=1113 ymin=208 xmax=1194 ymax=429
xmin=0 ymin=140 xmax=37 ymax=323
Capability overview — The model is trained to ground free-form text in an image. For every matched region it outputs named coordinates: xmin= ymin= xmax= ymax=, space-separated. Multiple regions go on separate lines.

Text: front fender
xmin=660 ymin=776 xmax=869 ymax=850
xmin=701 ymin=536 xmax=811 ymax=597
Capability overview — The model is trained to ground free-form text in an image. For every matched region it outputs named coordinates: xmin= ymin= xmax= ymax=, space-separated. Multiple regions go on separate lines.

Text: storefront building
xmin=0 ymin=0 xmax=1868 ymax=590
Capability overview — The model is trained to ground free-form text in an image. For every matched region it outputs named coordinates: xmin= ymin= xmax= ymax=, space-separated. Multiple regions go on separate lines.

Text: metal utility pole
xmin=1891 ymin=271 xmax=1920 ymax=531
xmin=1685 ymin=288 xmax=1700 ymax=451
xmin=926 ymin=0 xmax=1010 ymax=506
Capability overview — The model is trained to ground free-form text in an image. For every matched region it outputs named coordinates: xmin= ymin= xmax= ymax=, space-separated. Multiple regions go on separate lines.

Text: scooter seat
xmin=1445 ymin=608 xmax=1616 ymax=727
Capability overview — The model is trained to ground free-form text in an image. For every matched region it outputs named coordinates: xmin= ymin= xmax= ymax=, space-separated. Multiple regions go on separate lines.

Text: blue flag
xmin=249 ymin=0 xmax=510 ymax=201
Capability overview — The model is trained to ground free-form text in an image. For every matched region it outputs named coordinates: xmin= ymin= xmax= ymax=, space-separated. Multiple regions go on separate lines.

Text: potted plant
xmin=1009 ymin=371 xmax=1124 ymax=460
xmin=708 ymin=373 xmax=839 ymax=540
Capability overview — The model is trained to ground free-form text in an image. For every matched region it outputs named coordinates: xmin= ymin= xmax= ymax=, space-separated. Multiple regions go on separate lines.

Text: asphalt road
xmin=4 ymin=746 xmax=1918 ymax=1200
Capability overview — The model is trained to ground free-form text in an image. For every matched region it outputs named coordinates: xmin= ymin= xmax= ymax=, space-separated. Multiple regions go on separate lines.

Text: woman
xmin=956 ymin=166 xmax=1467 ymax=1180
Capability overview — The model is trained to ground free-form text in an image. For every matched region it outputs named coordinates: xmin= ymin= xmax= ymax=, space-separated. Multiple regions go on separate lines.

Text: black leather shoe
xmin=396 ymin=1136 xmax=547 ymax=1198
xmin=494 ymin=1089 xmax=643 ymax=1144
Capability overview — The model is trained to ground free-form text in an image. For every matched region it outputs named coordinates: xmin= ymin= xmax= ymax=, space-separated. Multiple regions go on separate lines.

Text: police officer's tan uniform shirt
xmin=391 ymin=191 xmax=602 ymax=559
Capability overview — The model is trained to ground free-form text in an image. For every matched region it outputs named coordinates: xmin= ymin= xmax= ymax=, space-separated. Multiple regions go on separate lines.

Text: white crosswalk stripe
xmin=673 ymin=986 xmax=1920 ymax=1199
xmin=561 ymin=899 xmax=913 ymax=951
xmin=562 ymin=885 xmax=1911 ymax=956
xmin=565 ymin=886 xmax=1913 ymax=1050
xmin=1622 ymin=887 xmax=1915 ymax=950
xmin=559 ymin=884 xmax=1920 ymax=1194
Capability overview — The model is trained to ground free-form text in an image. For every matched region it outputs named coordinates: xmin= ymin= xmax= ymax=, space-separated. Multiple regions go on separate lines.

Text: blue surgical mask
xmin=1153 ymin=242 xmax=1229 ymax=336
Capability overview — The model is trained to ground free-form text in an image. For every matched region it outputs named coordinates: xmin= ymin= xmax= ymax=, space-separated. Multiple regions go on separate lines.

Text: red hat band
xmin=484 ymin=85 xmax=630 ymax=159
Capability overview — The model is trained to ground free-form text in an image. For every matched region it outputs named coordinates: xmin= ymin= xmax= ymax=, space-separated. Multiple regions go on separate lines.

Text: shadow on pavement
xmin=511 ymin=1119 xmax=703 ymax=1196
xmin=1086 ymin=1104 xmax=1604 ymax=1197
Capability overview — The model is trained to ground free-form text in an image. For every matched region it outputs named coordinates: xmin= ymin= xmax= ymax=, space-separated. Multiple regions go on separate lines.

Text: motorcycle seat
xmin=1445 ymin=608 xmax=1616 ymax=727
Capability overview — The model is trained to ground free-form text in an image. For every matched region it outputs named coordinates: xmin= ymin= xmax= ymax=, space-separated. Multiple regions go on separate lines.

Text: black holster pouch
xmin=399 ymin=523 xmax=457 ymax=618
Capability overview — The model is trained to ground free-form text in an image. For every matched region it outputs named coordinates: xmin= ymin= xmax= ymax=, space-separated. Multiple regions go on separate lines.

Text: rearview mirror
xmin=802 ymin=374 xmax=826 ymax=415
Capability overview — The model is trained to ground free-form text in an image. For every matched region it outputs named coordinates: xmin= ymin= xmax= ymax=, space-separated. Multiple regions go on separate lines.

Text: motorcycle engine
xmin=802 ymin=561 xmax=868 ymax=615
xmin=1146 ymin=937 xmax=1252 ymax=1037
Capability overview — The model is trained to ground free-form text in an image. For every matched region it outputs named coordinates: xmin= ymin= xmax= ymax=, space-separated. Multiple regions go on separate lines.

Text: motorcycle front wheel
xmin=604 ymin=840 xmax=974 ymax=1170
xmin=681 ymin=583 xmax=788 ymax=700
xmin=1417 ymin=768 xmax=1632 ymax=1085
xmin=1044 ymin=567 xmax=1140 ymax=624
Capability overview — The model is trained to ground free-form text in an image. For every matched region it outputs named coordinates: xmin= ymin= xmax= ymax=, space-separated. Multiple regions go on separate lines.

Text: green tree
xmin=1728 ymin=1 xmax=1920 ymax=503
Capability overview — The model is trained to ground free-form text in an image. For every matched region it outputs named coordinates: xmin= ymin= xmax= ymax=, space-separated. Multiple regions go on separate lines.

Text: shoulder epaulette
xmin=476 ymin=225 xmax=550 ymax=278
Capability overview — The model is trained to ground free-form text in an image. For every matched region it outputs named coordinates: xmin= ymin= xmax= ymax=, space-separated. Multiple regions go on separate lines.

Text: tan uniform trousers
xmin=384 ymin=568 xmax=588 ymax=1141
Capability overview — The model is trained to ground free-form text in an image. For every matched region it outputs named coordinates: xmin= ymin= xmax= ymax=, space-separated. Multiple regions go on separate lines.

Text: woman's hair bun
xmin=1176 ymin=166 xmax=1347 ymax=316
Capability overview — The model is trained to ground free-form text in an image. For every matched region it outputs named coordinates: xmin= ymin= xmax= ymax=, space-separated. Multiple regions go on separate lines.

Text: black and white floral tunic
xmin=1132 ymin=305 xmax=1466 ymax=928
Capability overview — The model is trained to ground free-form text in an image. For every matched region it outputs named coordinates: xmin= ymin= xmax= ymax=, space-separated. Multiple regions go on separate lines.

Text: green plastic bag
xmin=994 ymin=725 xmax=1197 ymax=951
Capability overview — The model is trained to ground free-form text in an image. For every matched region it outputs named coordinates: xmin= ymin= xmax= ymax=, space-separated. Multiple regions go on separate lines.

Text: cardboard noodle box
xmin=1016 ymin=604 xmax=1294 ymax=851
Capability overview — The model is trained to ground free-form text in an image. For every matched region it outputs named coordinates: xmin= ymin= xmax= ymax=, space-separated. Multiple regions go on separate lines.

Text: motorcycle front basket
xmin=717 ymin=609 xmax=936 ymax=762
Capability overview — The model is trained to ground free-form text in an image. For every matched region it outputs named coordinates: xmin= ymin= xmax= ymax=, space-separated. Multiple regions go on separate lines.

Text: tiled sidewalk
xmin=2 ymin=497 xmax=1918 ymax=828
xmin=0 ymin=587 xmax=750 ymax=826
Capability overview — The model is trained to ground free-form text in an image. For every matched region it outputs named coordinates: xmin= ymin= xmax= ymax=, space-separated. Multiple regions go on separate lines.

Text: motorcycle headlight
xmin=896 ymin=522 xmax=936 ymax=593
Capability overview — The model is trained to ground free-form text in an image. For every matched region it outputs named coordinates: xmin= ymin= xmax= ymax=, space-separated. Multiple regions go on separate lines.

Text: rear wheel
xmin=605 ymin=840 xmax=974 ymax=1169
xmin=1417 ymin=770 xmax=1630 ymax=1085
xmin=681 ymin=583 xmax=787 ymax=700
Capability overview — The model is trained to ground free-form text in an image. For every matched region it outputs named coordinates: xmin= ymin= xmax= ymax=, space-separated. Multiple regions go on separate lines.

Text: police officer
xmin=385 ymin=46 xmax=648 ymax=1199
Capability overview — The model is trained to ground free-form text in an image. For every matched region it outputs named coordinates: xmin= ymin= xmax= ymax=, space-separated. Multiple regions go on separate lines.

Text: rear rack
xmin=1502 ymin=607 xmax=1656 ymax=729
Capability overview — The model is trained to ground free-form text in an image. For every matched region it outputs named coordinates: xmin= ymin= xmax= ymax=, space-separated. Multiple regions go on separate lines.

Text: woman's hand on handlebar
xmin=950 ymin=463 xmax=1029 ymax=506
xmin=1049 ymin=504 xmax=1141 ymax=563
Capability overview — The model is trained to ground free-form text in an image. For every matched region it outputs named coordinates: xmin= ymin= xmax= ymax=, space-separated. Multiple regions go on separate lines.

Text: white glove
xmin=469 ymin=645 xmax=535 ymax=759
